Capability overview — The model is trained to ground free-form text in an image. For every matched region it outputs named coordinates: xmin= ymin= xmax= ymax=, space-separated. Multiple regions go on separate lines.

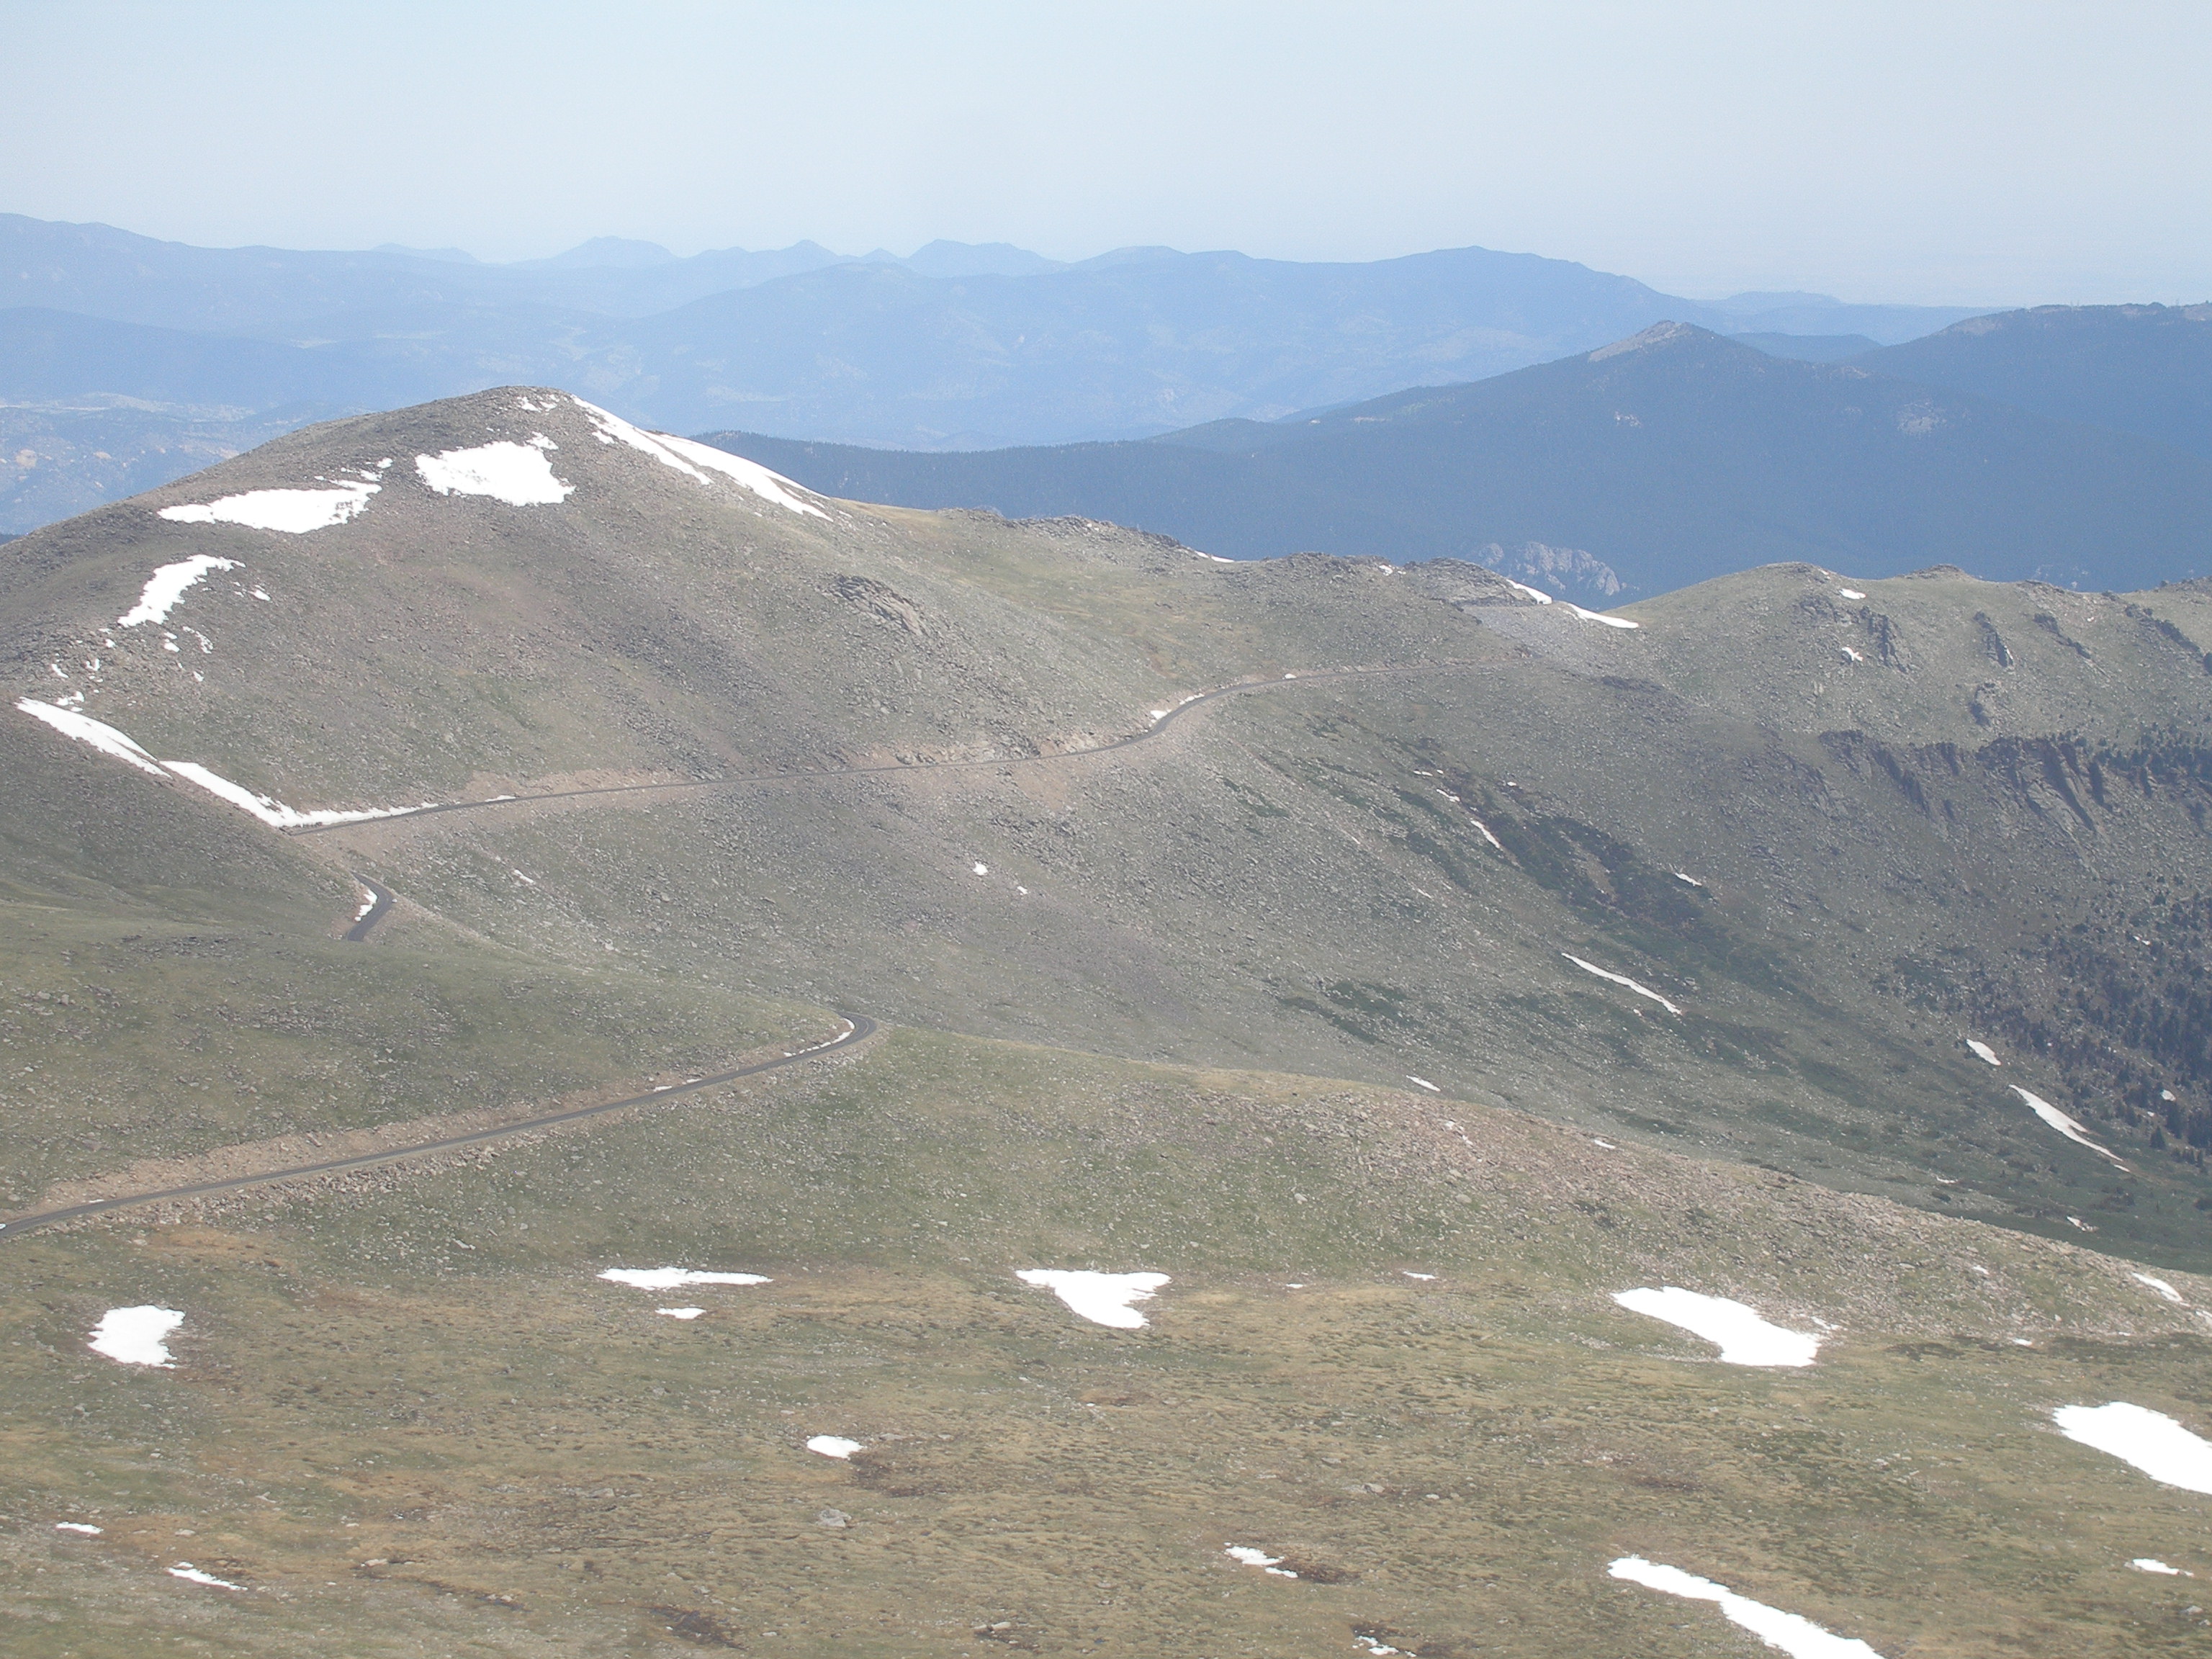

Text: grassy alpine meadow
xmin=7 ymin=1028 xmax=2212 ymax=1657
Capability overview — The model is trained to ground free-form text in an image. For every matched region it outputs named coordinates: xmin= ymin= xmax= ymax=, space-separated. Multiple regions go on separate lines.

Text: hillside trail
xmin=287 ymin=660 xmax=1468 ymax=840
xmin=0 ymin=1016 xmax=876 ymax=1240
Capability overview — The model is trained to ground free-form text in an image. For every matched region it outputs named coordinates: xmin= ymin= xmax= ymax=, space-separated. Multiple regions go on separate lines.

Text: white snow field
xmin=1609 ymin=1557 xmax=1883 ymax=1658
xmin=2133 ymin=1272 xmax=2186 ymax=1305
xmin=2133 ymin=1558 xmax=2190 ymax=1575
xmin=1612 ymin=1287 xmax=1822 ymax=1367
xmin=572 ymin=397 xmax=827 ymax=517
xmin=159 ymin=481 xmax=378 ymax=534
xmin=54 ymin=1522 xmax=103 ymax=1535
xmin=598 ymin=1267 xmax=771 ymax=1291
xmin=1226 ymin=1546 xmax=1296 ymax=1576
xmin=2053 ymin=1403 xmax=2212 ymax=1494
xmin=415 ymin=438 xmax=573 ymax=505
xmin=88 ymin=1305 xmax=185 ymax=1367
xmin=1966 ymin=1040 xmax=2001 ymax=1066
xmin=656 ymin=1308 xmax=706 ymax=1320
xmin=17 ymin=698 xmax=168 ymax=776
xmin=1015 ymin=1269 xmax=1169 ymax=1328
xmin=1563 ymin=953 xmax=1682 ymax=1015
xmin=2010 ymin=1086 xmax=2129 ymax=1167
xmin=806 ymin=1436 xmax=863 ymax=1460
xmin=117 ymin=555 xmax=240 ymax=626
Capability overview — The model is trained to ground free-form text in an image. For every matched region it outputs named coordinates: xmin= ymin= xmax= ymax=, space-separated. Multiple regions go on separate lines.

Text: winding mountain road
xmin=288 ymin=662 xmax=1456 ymax=837
xmin=4 ymin=662 xmax=1443 ymax=1238
xmin=0 ymin=1016 xmax=875 ymax=1240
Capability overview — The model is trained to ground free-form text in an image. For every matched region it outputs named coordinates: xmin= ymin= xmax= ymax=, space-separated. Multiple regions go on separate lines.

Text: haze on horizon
xmin=3 ymin=0 xmax=2207 ymax=306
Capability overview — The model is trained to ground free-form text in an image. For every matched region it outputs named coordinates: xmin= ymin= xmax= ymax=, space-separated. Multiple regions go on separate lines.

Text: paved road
xmin=0 ymin=1015 xmax=875 ymax=1240
xmin=289 ymin=662 xmax=1452 ymax=837
xmin=343 ymin=878 xmax=394 ymax=941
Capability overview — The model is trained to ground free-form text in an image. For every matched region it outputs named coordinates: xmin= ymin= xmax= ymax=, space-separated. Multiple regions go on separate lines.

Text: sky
xmin=3 ymin=0 xmax=2206 ymax=305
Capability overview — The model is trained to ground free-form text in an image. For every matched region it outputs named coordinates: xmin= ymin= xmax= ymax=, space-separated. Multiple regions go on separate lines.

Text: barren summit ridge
xmin=7 ymin=387 xmax=2212 ymax=1655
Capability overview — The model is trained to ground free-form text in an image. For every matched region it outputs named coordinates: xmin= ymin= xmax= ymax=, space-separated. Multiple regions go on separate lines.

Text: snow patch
xmin=1564 ymin=953 xmax=1682 ymax=1015
xmin=806 ymin=1435 xmax=863 ymax=1459
xmin=598 ymin=1267 xmax=770 ymax=1291
xmin=17 ymin=698 xmax=168 ymax=777
xmin=1673 ymin=871 xmax=1705 ymax=887
xmin=1016 ymin=1268 xmax=1168 ymax=1329
xmin=1613 ymin=1287 xmax=1821 ymax=1367
xmin=54 ymin=1521 xmax=103 ymax=1535
xmin=2054 ymin=1403 xmax=2212 ymax=1494
xmin=2134 ymin=1558 xmax=2191 ymax=1575
xmin=160 ymin=482 xmax=376 ymax=534
xmin=1226 ymin=1545 xmax=1296 ymax=1576
xmin=1966 ymin=1040 xmax=2001 ymax=1065
xmin=1506 ymin=583 xmax=1640 ymax=624
xmin=89 ymin=1305 xmax=184 ymax=1367
xmin=657 ymin=1307 xmax=705 ymax=1320
xmin=2011 ymin=1085 xmax=2129 ymax=1167
xmin=570 ymin=399 xmax=827 ymax=516
xmin=117 ymin=555 xmax=240 ymax=626
xmin=1840 ymin=646 xmax=1864 ymax=662
xmin=1609 ymin=1557 xmax=1882 ymax=1658
xmin=1406 ymin=1075 xmax=1441 ymax=1092
xmin=1403 ymin=1271 xmax=1437 ymax=1281
xmin=2133 ymin=1272 xmax=2185 ymax=1305
xmin=415 ymin=438 xmax=572 ymax=505
xmin=972 ymin=862 xmax=989 ymax=876
xmin=168 ymin=1563 xmax=246 ymax=1590
xmin=1839 ymin=588 xmax=1866 ymax=600
xmin=160 ymin=762 xmax=430 ymax=830
xmin=1468 ymin=816 xmax=1503 ymax=848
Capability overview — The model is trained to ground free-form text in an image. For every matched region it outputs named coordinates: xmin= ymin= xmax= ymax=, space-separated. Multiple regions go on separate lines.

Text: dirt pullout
xmin=24 ymin=1018 xmax=868 ymax=1218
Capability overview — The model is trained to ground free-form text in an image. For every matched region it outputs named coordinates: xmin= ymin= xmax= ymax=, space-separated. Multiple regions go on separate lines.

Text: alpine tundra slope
xmin=6 ymin=389 xmax=2212 ymax=1656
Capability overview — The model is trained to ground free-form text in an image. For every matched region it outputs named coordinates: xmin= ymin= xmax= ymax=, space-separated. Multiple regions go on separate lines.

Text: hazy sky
xmin=5 ymin=1 xmax=2206 ymax=303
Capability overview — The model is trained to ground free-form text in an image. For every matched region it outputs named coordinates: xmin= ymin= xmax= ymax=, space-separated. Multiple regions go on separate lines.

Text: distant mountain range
xmin=0 ymin=212 xmax=1990 ymax=531
xmin=703 ymin=311 xmax=2212 ymax=597
xmin=1859 ymin=302 xmax=2212 ymax=458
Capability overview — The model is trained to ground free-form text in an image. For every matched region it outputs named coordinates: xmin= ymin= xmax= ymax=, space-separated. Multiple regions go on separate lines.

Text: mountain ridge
xmin=10 ymin=387 xmax=2212 ymax=1654
xmin=698 ymin=321 xmax=2212 ymax=595
xmin=0 ymin=212 xmax=1995 ymax=531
